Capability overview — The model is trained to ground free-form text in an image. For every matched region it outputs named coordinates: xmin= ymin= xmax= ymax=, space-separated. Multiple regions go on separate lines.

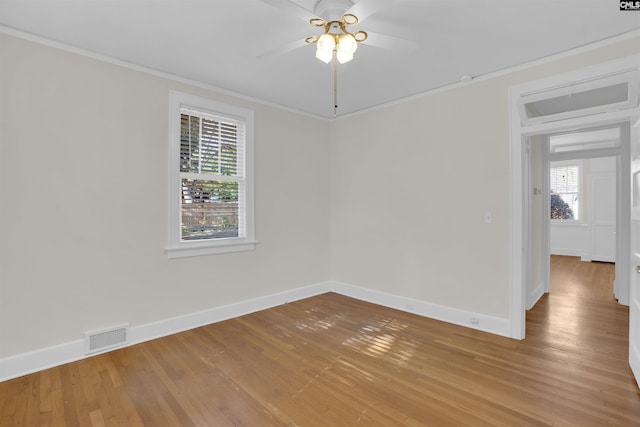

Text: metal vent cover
xmin=84 ymin=324 xmax=129 ymax=355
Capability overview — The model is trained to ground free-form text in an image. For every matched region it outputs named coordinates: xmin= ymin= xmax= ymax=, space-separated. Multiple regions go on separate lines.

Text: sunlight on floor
xmin=295 ymin=308 xmax=343 ymax=332
xmin=342 ymin=318 xmax=417 ymax=366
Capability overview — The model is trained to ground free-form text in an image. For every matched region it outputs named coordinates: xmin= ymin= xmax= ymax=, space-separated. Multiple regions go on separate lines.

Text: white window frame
xmin=550 ymin=160 xmax=582 ymax=224
xmin=167 ymin=91 xmax=255 ymax=258
xmin=518 ymin=70 xmax=639 ymax=126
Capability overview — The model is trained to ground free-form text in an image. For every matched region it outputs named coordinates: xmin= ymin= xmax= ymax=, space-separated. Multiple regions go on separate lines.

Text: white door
xmin=590 ymin=173 xmax=616 ymax=262
xmin=630 ymin=118 xmax=640 ymax=384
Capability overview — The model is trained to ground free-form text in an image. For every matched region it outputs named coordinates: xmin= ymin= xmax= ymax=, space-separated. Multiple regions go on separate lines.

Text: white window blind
xmin=180 ymin=108 xmax=246 ymax=241
xmin=167 ymin=91 xmax=255 ymax=258
xmin=550 ymin=165 xmax=579 ymax=220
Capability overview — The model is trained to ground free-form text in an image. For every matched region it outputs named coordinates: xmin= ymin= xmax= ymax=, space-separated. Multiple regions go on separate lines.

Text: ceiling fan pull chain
xmin=333 ymin=52 xmax=338 ymax=118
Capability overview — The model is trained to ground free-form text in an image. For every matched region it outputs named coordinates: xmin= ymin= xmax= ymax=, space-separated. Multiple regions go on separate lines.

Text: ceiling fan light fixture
xmin=336 ymin=50 xmax=353 ymax=64
xmin=316 ymin=47 xmax=334 ymax=63
xmin=335 ymin=33 xmax=356 ymax=64
xmin=338 ymin=33 xmax=357 ymax=54
xmin=305 ymin=10 xmax=367 ymax=115
xmin=316 ymin=33 xmax=336 ymax=63
xmin=317 ymin=33 xmax=336 ymax=51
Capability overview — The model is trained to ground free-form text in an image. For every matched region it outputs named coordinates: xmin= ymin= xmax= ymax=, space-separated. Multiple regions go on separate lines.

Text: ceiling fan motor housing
xmin=314 ymin=0 xmax=354 ymax=21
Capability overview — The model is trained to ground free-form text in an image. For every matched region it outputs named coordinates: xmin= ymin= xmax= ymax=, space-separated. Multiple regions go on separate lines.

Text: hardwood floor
xmin=1 ymin=256 xmax=639 ymax=426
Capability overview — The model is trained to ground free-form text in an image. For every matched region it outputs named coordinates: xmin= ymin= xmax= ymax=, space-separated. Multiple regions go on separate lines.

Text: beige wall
xmin=0 ymin=34 xmax=331 ymax=358
xmin=329 ymin=36 xmax=640 ymax=319
xmin=2 ymin=31 xmax=640 ymax=361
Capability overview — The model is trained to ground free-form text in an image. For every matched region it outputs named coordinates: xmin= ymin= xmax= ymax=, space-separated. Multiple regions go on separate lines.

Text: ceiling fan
xmin=257 ymin=0 xmax=416 ymax=60
xmin=257 ymin=0 xmax=415 ymax=117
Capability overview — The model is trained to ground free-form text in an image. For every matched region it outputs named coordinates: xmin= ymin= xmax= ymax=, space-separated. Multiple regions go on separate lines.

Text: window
xmin=550 ymin=165 xmax=580 ymax=221
xmin=167 ymin=91 xmax=255 ymax=258
xmin=549 ymin=128 xmax=621 ymax=154
xmin=518 ymin=70 xmax=639 ymax=125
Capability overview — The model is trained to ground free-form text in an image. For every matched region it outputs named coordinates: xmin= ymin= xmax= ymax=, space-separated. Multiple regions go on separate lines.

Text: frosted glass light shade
xmin=316 ymin=34 xmax=336 ymax=63
xmin=338 ymin=34 xmax=357 ymax=54
xmin=336 ymin=34 xmax=357 ymax=64
xmin=316 ymin=48 xmax=333 ymax=63
xmin=336 ymin=50 xmax=353 ymax=64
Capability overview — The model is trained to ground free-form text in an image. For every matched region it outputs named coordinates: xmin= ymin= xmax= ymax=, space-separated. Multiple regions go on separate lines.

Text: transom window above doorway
xmin=518 ymin=70 xmax=639 ymax=125
xmin=549 ymin=127 xmax=621 ymax=154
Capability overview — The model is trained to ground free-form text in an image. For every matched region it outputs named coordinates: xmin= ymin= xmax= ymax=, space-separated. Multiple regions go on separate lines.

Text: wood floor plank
xmin=1 ymin=255 xmax=639 ymax=425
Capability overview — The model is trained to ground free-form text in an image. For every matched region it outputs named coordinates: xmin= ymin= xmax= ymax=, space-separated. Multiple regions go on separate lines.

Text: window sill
xmin=166 ymin=239 xmax=257 ymax=259
xmin=549 ymin=221 xmax=587 ymax=228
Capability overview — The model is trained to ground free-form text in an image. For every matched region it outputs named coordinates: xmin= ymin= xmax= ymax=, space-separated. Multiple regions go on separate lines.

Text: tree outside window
xmin=550 ymin=165 xmax=579 ymax=220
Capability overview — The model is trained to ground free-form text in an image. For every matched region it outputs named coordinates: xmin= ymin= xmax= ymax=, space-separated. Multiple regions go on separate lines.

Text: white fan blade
xmin=257 ymin=0 xmax=318 ymax=22
xmin=364 ymin=31 xmax=419 ymax=53
xmin=347 ymin=0 xmax=400 ymax=22
xmin=258 ymin=38 xmax=309 ymax=60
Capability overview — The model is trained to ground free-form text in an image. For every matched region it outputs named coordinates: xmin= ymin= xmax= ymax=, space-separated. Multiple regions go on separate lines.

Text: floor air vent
xmin=84 ymin=324 xmax=129 ymax=355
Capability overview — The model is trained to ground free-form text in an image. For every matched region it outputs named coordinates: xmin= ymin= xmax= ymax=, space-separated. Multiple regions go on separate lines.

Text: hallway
xmin=525 ymin=255 xmax=636 ymax=422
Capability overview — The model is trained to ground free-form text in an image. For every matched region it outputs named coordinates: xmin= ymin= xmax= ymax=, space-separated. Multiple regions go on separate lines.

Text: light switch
xmin=484 ymin=212 xmax=493 ymax=224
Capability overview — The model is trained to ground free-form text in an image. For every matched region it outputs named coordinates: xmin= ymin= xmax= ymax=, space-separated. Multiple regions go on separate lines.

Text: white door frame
xmin=628 ymin=101 xmax=640 ymax=383
xmin=525 ymin=122 xmax=627 ymax=308
xmin=509 ymin=55 xmax=640 ymax=339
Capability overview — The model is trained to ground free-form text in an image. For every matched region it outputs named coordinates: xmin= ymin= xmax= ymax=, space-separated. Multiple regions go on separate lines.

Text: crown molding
xmin=0 ymin=25 xmax=329 ymax=122
xmin=334 ymin=29 xmax=640 ymax=121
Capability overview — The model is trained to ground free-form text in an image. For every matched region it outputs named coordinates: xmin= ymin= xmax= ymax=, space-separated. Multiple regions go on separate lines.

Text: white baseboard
xmin=0 ymin=281 xmax=331 ymax=382
xmin=1 ymin=279 xmax=515 ymax=382
xmin=550 ymin=248 xmax=584 ymax=257
xmin=331 ymin=281 xmax=511 ymax=338
xmin=551 ymin=249 xmax=591 ymax=262
xmin=630 ymin=335 xmax=640 ymax=382
xmin=0 ymin=340 xmax=86 ymax=383
xmin=129 ymin=281 xmax=331 ymax=346
xmin=527 ymin=281 xmax=546 ymax=310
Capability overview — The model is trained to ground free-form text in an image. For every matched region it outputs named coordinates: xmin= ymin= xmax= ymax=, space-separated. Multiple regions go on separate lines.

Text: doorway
xmin=525 ymin=125 xmax=626 ymax=310
xmin=509 ymin=54 xmax=639 ymax=340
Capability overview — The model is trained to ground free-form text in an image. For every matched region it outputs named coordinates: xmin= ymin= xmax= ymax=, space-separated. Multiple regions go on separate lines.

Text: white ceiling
xmin=1 ymin=0 xmax=639 ymax=119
